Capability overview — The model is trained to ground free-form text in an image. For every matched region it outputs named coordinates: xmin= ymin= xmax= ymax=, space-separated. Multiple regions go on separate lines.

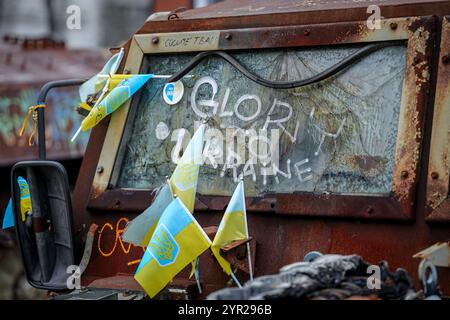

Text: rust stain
xmin=392 ymin=17 xmax=433 ymax=204
xmin=426 ymin=17 xmax=450 ymax=220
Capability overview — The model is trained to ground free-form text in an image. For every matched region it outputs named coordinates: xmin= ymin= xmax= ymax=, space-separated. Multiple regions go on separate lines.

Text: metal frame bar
xmin=89 ymin=16 xmax=435 ymax=221
xmin=426 ymin=16 xmax=450 ymax=222
xmin=36 ymin=79 xmax=86 ymax=160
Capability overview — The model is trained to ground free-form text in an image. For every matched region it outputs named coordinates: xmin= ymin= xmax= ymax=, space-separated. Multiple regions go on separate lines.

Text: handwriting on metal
xmin=136 ymin=31 xmax=220 ymax=53
xmin=157 ymin=75 xmax=345 ymax=188
xmin=118 ymin=46 xmax=406 ymax=195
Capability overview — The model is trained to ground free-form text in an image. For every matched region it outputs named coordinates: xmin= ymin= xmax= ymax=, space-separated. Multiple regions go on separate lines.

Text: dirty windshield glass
xmin=116 ymin=44 xmax=407 ymax=197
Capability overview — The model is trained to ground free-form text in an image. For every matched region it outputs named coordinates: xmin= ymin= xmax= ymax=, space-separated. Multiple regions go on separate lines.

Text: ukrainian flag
xmin=2 ymin=176 xmax=31 ymax=229
xmin=122 ymin=124 xmax=205 ymax=247
xmin=211 ymin=180 xmax=248 ymax=275
xmin=73 ymin=74 xmax=153 ymax=141
xmin=121 ymin=182 xmax=173 ymax=247
xmin=134 ymin=198 xmax=211 ymax=298
xmin=169 ymin=124 xmax=205 ymax=213
xmin=79 ymin=48 xmax=124 ymax=102
xmin=17 ymin=176 xmax=31 ymax=222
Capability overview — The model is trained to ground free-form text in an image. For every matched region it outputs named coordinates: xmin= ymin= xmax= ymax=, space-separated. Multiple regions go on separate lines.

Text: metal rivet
xmin=96 ymin=166 xmax=104 ymax=174
xmin=224 ymin=33 xmax=232 ymax=40
xmin=430 ymin=172 xmax=439 ymax=180
xmin=114 ymin=199 xmax=121 ymax=206
xmin=303 ymin=29 xmax=311 ymax=36
xmin=442 ymin=55 xmax=450 ymax=65
xmin=366 ymin=207 xmax=374 ymax=214
xmin=401 ymin=171 xmax=409 ymax=179
xmin=152 ymin=36 xmax=159 ymax=44
xmin=390 ymin=22 xmax=398 ymax=30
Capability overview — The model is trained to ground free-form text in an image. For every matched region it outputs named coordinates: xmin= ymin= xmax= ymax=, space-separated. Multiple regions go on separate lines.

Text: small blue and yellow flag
xmin=121 ymin=182 xmax=173 ymax=247
xmin=2 ymin=199 xmax=14 ymax=230
xmin=72 ymin=74 xmax=153 ymax=141
xmin=122 ymin=124 xmax=205 ymax=248
xmin=2 ymin=176 xmax=31 ymax=229
xmin=17 ymin=176 xmax=31 ymax=221
xmin=169 ymin=124 xmax=205 ymax=213
xmin=211 ymin=180 xmax=248 ymax=275
xmin=134 ymin=198 xmax=211 ymax=298
xmin=79 ymin=48 xmax=124 ymax=102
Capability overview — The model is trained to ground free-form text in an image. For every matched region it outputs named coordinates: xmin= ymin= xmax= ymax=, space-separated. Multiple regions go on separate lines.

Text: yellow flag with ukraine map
xmin=134 ymin=198 xmax=211 ymax=298
xmin=170 ymin=124 xmax=205 ymax=213
xmin=211 ymin=180 xmax=248 ymax=275
xmin=121 ymin=124 xmax=205 ymax=248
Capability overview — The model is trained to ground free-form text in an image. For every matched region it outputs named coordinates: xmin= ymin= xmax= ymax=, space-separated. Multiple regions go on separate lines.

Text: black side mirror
xmin=11 ymin=160 xmax=75 ymax=291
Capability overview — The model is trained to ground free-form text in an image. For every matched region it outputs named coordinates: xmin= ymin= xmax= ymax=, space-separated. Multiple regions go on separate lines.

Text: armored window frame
xmin=88 ymin=16 xmax=435 ymax=221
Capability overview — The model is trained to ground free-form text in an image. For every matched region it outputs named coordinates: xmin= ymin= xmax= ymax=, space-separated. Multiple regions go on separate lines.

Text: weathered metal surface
xmin=179 ymin=0 xmax=450 ymax=20
xmin=71 ymin=1 xmax=450 ymax=297
xmin=221 ymin=238 xmax=256 ymax=275
xmin=426 ymin=16 xmax=450 ymax=221
xmin=391 ymin=16 xmax=435 ymax=216
xmin=135 ymin=0 xmax=450 ymax=34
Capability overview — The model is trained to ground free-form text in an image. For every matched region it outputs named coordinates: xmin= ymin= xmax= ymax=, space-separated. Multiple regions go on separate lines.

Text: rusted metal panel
xmin=391 ymin=16 xmax=435 ymax=217
xmin=426 ymin=16 xmax=450 ymax=222
xmin=134 ymin=0 xmax=450 ymax=35
xmin=179 ymin=0 xmax=450 ymax=20
xmin=79 ymin=210 xmax=450 ymax=297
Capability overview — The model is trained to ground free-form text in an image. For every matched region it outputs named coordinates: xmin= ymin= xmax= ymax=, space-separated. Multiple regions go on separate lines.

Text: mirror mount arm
xmin=36 ymin=79 xmax=86 ymax=160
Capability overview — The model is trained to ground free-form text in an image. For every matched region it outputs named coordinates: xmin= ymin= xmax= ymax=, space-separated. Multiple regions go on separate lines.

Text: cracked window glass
xmin=116 ymin=44 xmax=407 ymax=197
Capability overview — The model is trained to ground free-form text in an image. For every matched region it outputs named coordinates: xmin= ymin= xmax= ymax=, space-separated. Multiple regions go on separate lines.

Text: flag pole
xmin=230 ymin=271 xmax=242 ymax=288
xmin=152 ymin=75 xmax=195 ymax=79
xmin=240 ymin=177 xmax=254 ymax=281
xmin=194 ymin=257 xmax=202 ymax=294
xmin=71 ymin=77 xmax=111 ymax=142
xmin=246 ymin=242 xmax=254 ymax=281
xmin=166 ymin=176 xmax=173 ymax=195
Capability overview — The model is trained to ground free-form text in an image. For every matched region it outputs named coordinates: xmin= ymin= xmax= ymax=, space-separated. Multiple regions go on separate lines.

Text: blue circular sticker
xmin=163 ymin=81 xmax=184 ymax=105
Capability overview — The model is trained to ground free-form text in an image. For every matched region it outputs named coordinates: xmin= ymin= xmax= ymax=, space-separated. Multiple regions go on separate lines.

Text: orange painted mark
xmin=127 ymin=259 xmax=142 ymax=266
xmin=97 ymin=217 xmax=146 ymax=266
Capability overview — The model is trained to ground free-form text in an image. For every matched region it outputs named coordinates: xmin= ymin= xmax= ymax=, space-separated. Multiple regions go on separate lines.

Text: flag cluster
xmin=84 ymin=52 xmax=251 ymax=298
xmin=122 ymin=124 xmax=250 ymax=298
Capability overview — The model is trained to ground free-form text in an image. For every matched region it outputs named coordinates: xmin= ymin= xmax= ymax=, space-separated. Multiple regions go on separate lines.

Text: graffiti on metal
xmin=135 ymin=30 xmax=220 ymax=53
xmin=97 ymin=217 xmax=144 ymax=267
xmin=117 ymin=45 xmax=406 ymax=196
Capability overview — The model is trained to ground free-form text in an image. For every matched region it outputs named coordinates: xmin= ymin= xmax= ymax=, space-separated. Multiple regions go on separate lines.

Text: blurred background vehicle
xmin=0 ymin=0 xmax=221 ymax=299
